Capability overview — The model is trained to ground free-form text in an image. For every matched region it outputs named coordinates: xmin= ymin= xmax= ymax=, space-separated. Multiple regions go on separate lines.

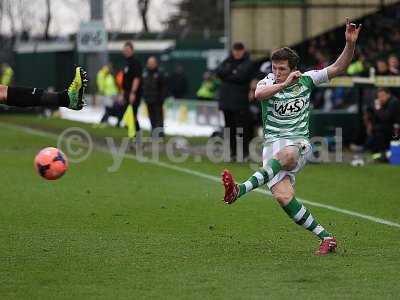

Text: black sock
xmin=6 ymin=87 xmax=70 ymax=107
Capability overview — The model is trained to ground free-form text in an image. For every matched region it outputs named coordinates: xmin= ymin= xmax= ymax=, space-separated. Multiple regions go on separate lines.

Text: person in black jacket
xmin=364 ymin=87 xmax=400 ymax=160
xmin=122 ymin=41 xmax=143 ymax=135
xmin=216 ymin=42 xmax=253 ymax=160
xmin=142 ymin=56 xmax=168 ymax=137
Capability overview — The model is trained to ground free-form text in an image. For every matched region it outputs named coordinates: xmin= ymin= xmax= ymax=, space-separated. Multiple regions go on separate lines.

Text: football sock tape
xmin=238 ymin=158 xmax=282 ymax=197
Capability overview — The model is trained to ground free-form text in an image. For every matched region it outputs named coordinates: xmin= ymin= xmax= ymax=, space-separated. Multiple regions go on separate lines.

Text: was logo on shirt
xmin=273 ymin=97 xmax=307 ymax=117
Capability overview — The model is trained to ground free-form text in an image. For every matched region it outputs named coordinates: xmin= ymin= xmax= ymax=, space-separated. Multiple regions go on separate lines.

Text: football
xmin=34 ymin=147 xmax=68 ymax=180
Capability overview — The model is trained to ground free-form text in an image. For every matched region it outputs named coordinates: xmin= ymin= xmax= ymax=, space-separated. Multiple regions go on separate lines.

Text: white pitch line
xmin=2 ymin=122 xmax=400 ymax=229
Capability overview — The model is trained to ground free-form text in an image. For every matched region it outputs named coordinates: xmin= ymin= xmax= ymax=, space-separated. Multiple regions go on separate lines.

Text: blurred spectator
xmin=364 ymin=88 xmax=400 ymax=160
xmin=142 ymin=56 xmax=168 ymax=137
xmin=347 ymin=54 xmax=367 ymax=76
xmin=387 ymin=54 xmax=400 ymax=99
xmin=216 ymin=42 xmax=253 ymax=160
xmin=390 ymin=29 xmax=400 ymax=48
xmin=331 ymin=87 xmax=346 ymax=110
xmin=376 ymin=36 xmax=391 ymax=53
xmin=97 ymin=65 xmax=123 ymax=127
xmin=122 ymin=41 xmax=143 ymax=135
xmin=168 ymin=64 xmax=188 ymax=99
xmin=0 ymin=63 xmax=13 ymax=85
xmin=196 ymin=71 xmax=219 ymax=100
xmin=96 ymin=65 xmax=108 ymax=95
xmin=388 ymin=54 xmax=400 ymax=75
xmin=291 ymin=3 xmax=400 ymax=112
xmin=295 ymin=3 xmax=400 ymax=77
xmin=95 ymin=65 xmax=107 ymax=107
xmin=376 ymin=59 xmax=390 ymax=75
xmin=314 ymin=51 xmax=330 ymax=70
xmin=115 ymin=69 xmax=124 ymax=92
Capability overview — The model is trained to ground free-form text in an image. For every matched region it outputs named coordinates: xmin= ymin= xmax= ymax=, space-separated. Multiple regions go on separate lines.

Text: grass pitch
xmin=0 ymin=115 xmax=400 ymax=299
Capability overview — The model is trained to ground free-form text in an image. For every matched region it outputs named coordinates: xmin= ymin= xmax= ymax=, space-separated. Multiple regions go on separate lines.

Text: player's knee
xmin=272 ymin=189 xmax=294 ymax=205
xmin=277 ymin=147 xmax=299 ymax=171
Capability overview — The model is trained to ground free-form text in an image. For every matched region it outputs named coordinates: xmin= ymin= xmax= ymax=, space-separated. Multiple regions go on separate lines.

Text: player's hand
xmin=129 ymin=92 xmax=136 ymax=104
xmin=284 ymin=71 xmax=301 ymax=87
xmin=345 ymin=18 xmax=362 ymax=44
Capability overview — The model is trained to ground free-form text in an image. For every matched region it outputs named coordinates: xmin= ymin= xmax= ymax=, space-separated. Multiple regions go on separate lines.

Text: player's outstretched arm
xmin=255 ymin=71 xmax=301 ymax=100
xmin=327 ymin=18 xmax=362 ymax=79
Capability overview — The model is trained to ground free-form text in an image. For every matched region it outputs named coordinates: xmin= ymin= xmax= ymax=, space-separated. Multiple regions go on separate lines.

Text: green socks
xmin=235 ymin=157 xmax=332 ymax=241
xmin=283 ymin=197 xmax=332 ymax=240
xmin=238 ymin=158 xmax=282 ymax=197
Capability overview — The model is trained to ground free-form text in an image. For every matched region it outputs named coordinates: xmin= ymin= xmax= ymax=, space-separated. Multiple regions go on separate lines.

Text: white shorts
xmin=262 ymin=138 xmax=312 ymax=189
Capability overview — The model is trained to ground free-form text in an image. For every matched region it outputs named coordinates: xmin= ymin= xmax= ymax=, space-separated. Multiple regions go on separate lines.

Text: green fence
xmin=15 ymin=49 xmax=209 ymax=98
xmin=15 ymin=51 xmax=74 ymax=90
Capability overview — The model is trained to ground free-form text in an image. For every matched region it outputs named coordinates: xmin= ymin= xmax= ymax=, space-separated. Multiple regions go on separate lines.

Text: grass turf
xmin=0 ymin=115 xmax=400 ymax=299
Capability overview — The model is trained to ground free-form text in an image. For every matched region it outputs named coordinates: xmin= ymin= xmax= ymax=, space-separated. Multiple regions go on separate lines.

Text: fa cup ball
xmin=34 ymin=147 xmax=68 ymax=180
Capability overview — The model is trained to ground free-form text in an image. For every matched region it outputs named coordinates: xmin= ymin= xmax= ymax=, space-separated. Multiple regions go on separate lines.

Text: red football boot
xmin=315 ymin=237 xmax=337 ymax=256
xmin=221 ymin=169 xmax=239 ymax=204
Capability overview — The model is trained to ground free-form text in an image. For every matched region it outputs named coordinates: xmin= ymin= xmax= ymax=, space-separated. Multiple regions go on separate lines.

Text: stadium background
xmin=1 ymin=0 xmax=400 ymax=144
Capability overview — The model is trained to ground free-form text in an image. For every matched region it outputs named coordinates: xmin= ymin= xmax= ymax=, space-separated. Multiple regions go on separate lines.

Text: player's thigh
xmin=271 ymin=176 xmax=294 ymax=206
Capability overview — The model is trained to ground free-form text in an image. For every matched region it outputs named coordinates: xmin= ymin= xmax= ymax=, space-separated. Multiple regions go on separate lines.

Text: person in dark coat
xmin=142 ymin=56 xmax=168 ymax=137
xmin=216 ymin=42 xmax=254 ymax=160
xmin=364 ymin=87 xmax=400 ymax=160
xmin=122 ymin=41 xmax=143 ymax=135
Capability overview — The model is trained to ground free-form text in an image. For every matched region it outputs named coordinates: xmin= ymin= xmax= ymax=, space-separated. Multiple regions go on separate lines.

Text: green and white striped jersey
xmin=257 ymin=69 xmax=329 ymax=144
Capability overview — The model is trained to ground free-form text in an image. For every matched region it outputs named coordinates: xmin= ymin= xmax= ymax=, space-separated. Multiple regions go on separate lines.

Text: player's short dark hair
xmin=271 ymin=47 xmax=300 ymax=70
xmin=124 ymin=41 xmax=134 ymax=50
